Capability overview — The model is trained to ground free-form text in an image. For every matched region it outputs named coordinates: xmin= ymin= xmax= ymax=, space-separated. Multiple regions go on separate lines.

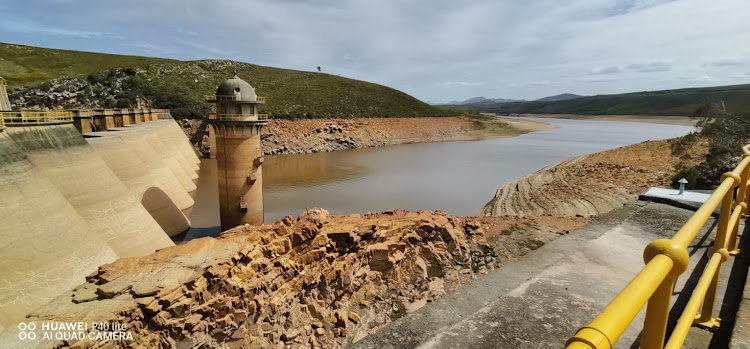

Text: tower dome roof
xmin=216 ymin=75 xmax=257 ymax=102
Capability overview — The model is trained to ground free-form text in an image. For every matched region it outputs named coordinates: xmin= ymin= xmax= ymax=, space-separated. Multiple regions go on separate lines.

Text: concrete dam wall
xmin=0 ymin=118 xmax=199 ymax=330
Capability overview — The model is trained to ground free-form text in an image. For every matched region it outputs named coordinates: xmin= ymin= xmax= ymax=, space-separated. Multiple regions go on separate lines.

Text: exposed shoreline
xmin=478 ymin=136 xmax=708 ymax=219
xmin=516 ymin=113 xmax=697 ymax=126
xmin=180 ymin=116 xmax=555 ymax=157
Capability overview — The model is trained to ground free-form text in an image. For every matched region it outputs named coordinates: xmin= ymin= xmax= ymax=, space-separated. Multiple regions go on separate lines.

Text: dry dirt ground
xmin=178 ymin=116 xmax=552 ymax=156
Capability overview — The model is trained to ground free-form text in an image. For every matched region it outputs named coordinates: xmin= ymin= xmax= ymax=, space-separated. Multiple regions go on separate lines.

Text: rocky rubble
xmin=8 ymin=70 xmax=137 ymax=110
xmin=27 ymin=209 xmax=499 ymax=348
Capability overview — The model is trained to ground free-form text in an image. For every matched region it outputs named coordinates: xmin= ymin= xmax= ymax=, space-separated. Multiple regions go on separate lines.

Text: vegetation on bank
xmin=0 ymin=43 xmax=174 ymax=86
xmin=443 ymin=84 xmax=750 ymax=117
xmin=2 ymin=42 xmax=456 ymax=119
xmin=671 ymin=103 xmax=750 ymax=189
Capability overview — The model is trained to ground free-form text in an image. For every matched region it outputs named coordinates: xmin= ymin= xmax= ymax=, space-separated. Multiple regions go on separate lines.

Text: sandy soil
xmin=517 ymin=113 xmax=697 ymax=126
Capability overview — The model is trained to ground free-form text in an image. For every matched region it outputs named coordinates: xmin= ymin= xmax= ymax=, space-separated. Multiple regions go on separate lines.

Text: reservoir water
xmin=181 ymin=117 xmax=694 ymax=241
xmin=263 ymin=118 xmax=694 ymax=222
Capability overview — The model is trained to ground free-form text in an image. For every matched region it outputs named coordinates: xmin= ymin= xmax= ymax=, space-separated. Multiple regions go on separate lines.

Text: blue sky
xmin=1 ymin=0 xmax=749 ymax=103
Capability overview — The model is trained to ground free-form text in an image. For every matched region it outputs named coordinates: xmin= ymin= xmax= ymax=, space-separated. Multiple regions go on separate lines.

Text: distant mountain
xmin=535 ymin=93 xmax=583 ymax=102
xmin=439 ymin=84 xmax=750 ymax=116
xmin=437 ymin=96 xmax=524 ymax=106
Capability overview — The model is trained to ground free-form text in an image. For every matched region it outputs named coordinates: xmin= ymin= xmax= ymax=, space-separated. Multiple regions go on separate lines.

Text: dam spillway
xmin=0 ymin=112 xmax=199 ymax=330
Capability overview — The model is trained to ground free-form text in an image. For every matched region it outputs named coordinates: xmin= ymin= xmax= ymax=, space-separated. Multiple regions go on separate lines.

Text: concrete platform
xmin=640 ymin=188 xmax=713 ymax=213
xmin=353 ymin=200 xmax=747 ymax=349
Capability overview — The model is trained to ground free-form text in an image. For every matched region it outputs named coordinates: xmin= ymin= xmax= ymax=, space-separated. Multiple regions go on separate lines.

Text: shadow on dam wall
xmin=0 ymin=119 xmax=201 ymax=330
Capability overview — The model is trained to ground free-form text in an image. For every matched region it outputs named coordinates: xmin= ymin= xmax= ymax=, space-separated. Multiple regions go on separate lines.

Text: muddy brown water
xmin=180 ymin=117 xmax=694 ymax=241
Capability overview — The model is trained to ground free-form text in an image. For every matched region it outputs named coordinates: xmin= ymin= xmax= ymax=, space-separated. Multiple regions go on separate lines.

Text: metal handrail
xmin=208 ymin=113 xmax=268 ymax=121
xmin=567 ymin=145 xmax=750 ymax=348
xmin=1 ymin=110 xmax=74 ymax=124
xmin=0 ymin=109 xmax=167 ymax=124
xmin=206 ymin=95 xmax=266 ymax=102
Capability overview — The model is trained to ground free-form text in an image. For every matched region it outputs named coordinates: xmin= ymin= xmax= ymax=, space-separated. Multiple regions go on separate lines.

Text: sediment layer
xmin=478 ymin=139 xmax=707 ymax=218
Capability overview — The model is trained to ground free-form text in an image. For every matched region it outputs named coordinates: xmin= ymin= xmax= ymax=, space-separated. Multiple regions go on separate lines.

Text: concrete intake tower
xmin=207 ymin=76 xmax=268 ymax=230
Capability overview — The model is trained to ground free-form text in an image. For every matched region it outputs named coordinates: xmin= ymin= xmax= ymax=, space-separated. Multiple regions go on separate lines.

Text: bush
xmin=671 ymin=164 xmax=704 ymax=189
xmin=681 ymin=103 xmax=750 ymax=189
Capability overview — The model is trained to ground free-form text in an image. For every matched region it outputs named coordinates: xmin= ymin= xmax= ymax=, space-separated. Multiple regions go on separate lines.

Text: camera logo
xmin=18 ymin=322 xmax=37 ymax=340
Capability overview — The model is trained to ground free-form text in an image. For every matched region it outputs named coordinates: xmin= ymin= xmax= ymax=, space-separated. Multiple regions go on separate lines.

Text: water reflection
xmin=264 ymin=151 xmax=371 ymax=190
xmin=262 ymin=117 xmax=695 ymax=222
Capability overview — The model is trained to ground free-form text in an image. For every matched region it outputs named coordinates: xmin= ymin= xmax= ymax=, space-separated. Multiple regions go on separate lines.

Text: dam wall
xmin=140 ymin=125 xmax=198 ymax=194
xmin=86 ymin=131 xmax=191 ymax=236
xmin=5 ymin=125 xmax=175 ymax=256
xmin=0 ymin=131 xmax=119 ymax=331
xmin=0 ymin=115 xmax=199 ymax=329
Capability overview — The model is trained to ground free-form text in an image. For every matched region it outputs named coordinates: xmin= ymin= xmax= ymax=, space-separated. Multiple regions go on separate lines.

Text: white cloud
xmin=704 ymin=57 xmax=747 ymax=67
xmin=590 ymin=66 xmax=622 ymax=75
xmin=3 ymin=0 xmax=750 ymax=102
xmin=0 ymin=19 xmax=118 ymax=39
xmin=628 ymin=62 xmax=671 ymax=73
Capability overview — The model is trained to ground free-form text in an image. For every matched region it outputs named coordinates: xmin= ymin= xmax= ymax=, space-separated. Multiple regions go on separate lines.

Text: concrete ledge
xmin=639 ymin=187 xmax=718 ymax=216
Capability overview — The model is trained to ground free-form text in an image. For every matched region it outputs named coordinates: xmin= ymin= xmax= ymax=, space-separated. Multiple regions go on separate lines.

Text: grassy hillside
xmin=444 ymin=84 xmax=750 ymax=116
xmin=1 ymin=42 xmax=456 ymax=119
xmin=0 ymin=43 xmax=175 ymax=86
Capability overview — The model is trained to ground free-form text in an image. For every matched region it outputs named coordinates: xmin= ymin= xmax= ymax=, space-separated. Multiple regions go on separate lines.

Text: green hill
xmin=1 ymin=42 xmax=456 ymax=119
xmin=443 ymin=84 xmax=750 ymax=116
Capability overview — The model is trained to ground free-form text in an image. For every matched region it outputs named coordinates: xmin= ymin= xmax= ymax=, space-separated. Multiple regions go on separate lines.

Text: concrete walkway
xmin=353 ymin=201 xmax=746 ymax=349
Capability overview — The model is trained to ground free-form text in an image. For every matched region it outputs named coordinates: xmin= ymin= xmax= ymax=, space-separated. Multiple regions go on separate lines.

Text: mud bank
xmin=517 ymin=113 xmax=696 ymax=126
xmin=179 ymin=116 xmax=552 ymax=156
xmin=478 ymin=138 xmax=707 ymax=218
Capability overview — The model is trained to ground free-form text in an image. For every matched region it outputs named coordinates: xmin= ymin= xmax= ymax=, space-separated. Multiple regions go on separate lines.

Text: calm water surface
xmin=262 ymin=118 xmax=695 ymax=222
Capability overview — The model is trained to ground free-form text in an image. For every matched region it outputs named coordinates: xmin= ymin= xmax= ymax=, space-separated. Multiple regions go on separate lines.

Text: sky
xmin=1 ymin=0 xmax=749 ymax=103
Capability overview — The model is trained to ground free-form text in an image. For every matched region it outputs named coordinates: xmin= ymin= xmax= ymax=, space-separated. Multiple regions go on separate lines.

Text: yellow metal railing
xmin=208 ymin=113 xmax=268 ymax=121
xmin=206 ymin=95 xmax=266 ymax=102
xmin=1 ymin=110 xmax=74 ymax=124
xmin=567 ymin=144 xmax=750 ymax=349
xmin=0 ymin=77 xmax=6 ymax=85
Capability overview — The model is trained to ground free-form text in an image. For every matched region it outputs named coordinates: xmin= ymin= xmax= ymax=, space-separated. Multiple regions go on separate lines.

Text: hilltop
xmin=443 ymin=84 xmax=750 ymax=116
xmin=1 ymin=42 xmax=456 ymax=119
xmin=535 ymin=93 xmax=583 ymax=102
xmin=434 ymin=96 xmax=524 ymax=106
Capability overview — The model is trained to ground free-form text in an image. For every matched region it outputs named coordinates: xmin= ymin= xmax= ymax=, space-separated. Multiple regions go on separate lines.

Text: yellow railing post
xmin=695 ymin=172 xmax=740 ymax=328
xmin=641 ymin=278 xmax=674 ymax=348
xmin=729 ymin=158 xmax=750 ymax=254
